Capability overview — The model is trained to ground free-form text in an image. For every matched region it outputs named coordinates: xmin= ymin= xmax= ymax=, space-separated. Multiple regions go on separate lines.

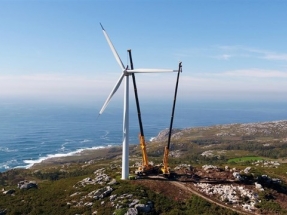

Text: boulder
xmin=129 ymin=199 xmax=139 ymax=208
xmin=135 ymin=204 xmax=151 ymax=213
xmin=125 ymin=208 xmax=138 ymax=215
xmin=89 ymin=186 xmax=113 ymax=200
xmin=244 ymin=167 xmax=251 ymax=174
xmin=3 ymin=189 xmax=15 ymax=195
xmin=108 ymin=178 xmax=117 ymax=185
xmin=110 ymin=194 xmax=117 ymax=201
xmin=84 ymin=202 xmax=93 ymax=207
xmin=233 ymin=172 xmax=243 ymax=181
xmin=18 ymin=181 xmax=37 ymax=190
xmin=255 ymin=182 xmax=264 ymax=191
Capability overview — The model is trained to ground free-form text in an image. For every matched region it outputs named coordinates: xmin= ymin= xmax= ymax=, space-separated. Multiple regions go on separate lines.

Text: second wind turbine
xmin=98 ymin=24 xmax=178 ymax=180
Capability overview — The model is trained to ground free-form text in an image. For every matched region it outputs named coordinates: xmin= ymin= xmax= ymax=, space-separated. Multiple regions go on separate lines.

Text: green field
xmin=227 ymin=156 xmax=267 ymax=163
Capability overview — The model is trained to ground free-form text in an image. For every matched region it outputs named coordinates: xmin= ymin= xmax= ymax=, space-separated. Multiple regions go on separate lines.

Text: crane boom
xmin=161 ymin=62 xmax=182 ymax=175
xmin=128 ymin=50 xmax=152 ymax=174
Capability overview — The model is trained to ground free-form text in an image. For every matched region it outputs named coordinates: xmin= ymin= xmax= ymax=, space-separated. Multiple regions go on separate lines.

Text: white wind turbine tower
xmin=99 ymin=24 xmax=178 ymax=180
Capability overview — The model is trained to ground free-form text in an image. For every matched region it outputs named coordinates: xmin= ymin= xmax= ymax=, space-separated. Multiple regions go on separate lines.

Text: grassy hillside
xmin=1 ymin=120 xmax=287 ymax=214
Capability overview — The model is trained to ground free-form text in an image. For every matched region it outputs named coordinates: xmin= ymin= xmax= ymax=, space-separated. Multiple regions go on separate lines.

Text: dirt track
xmin=171 ymin=180 xmax=254 ymax=215
xmin=133 ymin=176 xmax=255 ymax=215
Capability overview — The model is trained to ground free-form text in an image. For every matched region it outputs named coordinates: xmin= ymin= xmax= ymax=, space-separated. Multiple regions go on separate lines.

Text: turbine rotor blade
xmin=100 ymin=24 xmax=125 ymax=70
xmin=126 ymin=69 xmax=177 ymax=73
xmin=99 ymin=73 xmax=125 ymax=115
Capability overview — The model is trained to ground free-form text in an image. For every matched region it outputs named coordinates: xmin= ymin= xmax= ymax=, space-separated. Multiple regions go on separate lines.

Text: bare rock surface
xmin=151 ymin=128 xmax=182 ymax=142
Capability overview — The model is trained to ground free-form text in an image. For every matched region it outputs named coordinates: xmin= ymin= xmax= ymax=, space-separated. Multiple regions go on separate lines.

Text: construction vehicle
xmin=127 ymin=50 xmax=155 ymax=175
xmin=161 ymin=62 xmax=182 ymax=176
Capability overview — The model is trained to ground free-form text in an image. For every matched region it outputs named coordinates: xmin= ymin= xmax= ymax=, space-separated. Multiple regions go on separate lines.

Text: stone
xmin=244 ymin=167 xmax=251 ymax=174
xmin=135 ymin=204 xmax=151 ymax=213
xmin=18 ymin=181 xmax=37 ymax=190
xmin=125 ymin=208 xmax=138 ymax=215
xmin=108 ymin=179 xmax=117 ymax=185
xmin=110 ymin=194 xmax=117 ymax=201
xmin=89 ymin=186 xmax=113 ymax=200
xmin=84 ymin=202 xmax=93 ymax=207
xmin=3 ymin=189 xmax=15 ymax=195
xmin=70 ymin=192 xmax=82 ymax=197
xmin=233 ymin=172 xmax=242 ymax=181
xmin=129 ymin=199 xmax=139 ymax=208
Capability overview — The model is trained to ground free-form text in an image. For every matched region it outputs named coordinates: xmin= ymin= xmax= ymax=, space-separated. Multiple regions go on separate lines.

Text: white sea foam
xmin=100 ymin=130 xmax=110 ymax=140
xmin=0 ymin=159 xmax=18 ymax=170
xmin=21 ymin=146 xmax=106 ymax=169
xmin=24 ymin=146 xmax=37 ymax=150
xmin=80 ymin=139 xmax=91 ymax=144
xmin=0 ymin=147 xmax=18 ymax=152
xmin=59 ymin=142 xmax=69 ymax=152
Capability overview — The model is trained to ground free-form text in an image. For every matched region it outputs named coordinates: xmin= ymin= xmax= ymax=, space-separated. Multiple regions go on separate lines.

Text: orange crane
xmin=161 ymin=62 xmax=182 ymax=175
xmin=128 ymin=50 xmax=154 ymax=175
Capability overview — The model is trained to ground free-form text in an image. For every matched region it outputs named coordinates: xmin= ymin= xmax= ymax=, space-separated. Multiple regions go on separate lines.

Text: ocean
xmin=0 ymin=99 xmax=286 ymax=172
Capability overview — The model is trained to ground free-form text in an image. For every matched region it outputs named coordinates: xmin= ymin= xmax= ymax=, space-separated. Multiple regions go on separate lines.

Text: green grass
xmin=227 ymin=156 xmax=267 ymax=163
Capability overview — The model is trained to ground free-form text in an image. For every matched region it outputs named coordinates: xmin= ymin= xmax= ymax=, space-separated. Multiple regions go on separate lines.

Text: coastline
xmin=3 ymin=119 xmax=287 ymax=172
xmin=29 ymin=144 xmax=138 ymax=169
xmin=2 ymin=100 xmax=287 ymax=173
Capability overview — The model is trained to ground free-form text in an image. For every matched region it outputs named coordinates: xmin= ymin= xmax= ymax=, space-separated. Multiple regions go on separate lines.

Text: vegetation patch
xmin=228 ymin=156 xmax=267 ymax=163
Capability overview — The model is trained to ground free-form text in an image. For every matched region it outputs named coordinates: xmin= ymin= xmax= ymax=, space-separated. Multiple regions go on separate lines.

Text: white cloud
xmin=0 ymin=74 xmax=108 ymax=98
xmin=221 ymin=69 xmax=287 ymax=78
xmin=263 ymin=53 xmax=287 ymax=61
xmin=183 ymin=68 xmax=287 ymax=101
xmin=217 ymin=46 xmax=287 ymax=61
xmin=214 ymin=54 xmax=232 ymax=60
xmin=0 ymin=73 xmax=179 ymax=102
xmin=1 ymin=68 xmax=287 ymax=103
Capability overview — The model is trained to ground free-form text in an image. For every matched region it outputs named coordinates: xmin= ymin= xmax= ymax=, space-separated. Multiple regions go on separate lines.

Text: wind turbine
xmin=99 ymin=24 xmax=177 ymax=179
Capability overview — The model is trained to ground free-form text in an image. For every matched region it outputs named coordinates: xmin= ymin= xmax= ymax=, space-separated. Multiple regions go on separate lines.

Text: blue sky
xmin=1 ymin=0 xmax=287 ymax=104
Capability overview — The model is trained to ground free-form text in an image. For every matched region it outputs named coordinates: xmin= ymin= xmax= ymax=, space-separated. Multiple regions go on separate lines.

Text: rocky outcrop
xmin=202 ymin=165 xmax=220 ymax=172
xmin=252 ymin=160 xmax=280 ymax=168
xmin=74 ymin=168 xmax=114 ymax=188
xmin=88 ymin=186 xmax=113 ymax=200
xmin=135 ymin=202 xmax=153 ymax=213
xmin=195 ymin=183 xmax=258 ymax=212
xmin=125 ymin=208 xmax=138 ymax=215
xmin=69 ymin=168 xmax=154 ymax=214
xmin=153 ymin=120 xmax=287 ymax=143
xmin=18 ymin=180 xmax=37 ymax=190
xmin=152 ymin=128 xmax=182 ymax=142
